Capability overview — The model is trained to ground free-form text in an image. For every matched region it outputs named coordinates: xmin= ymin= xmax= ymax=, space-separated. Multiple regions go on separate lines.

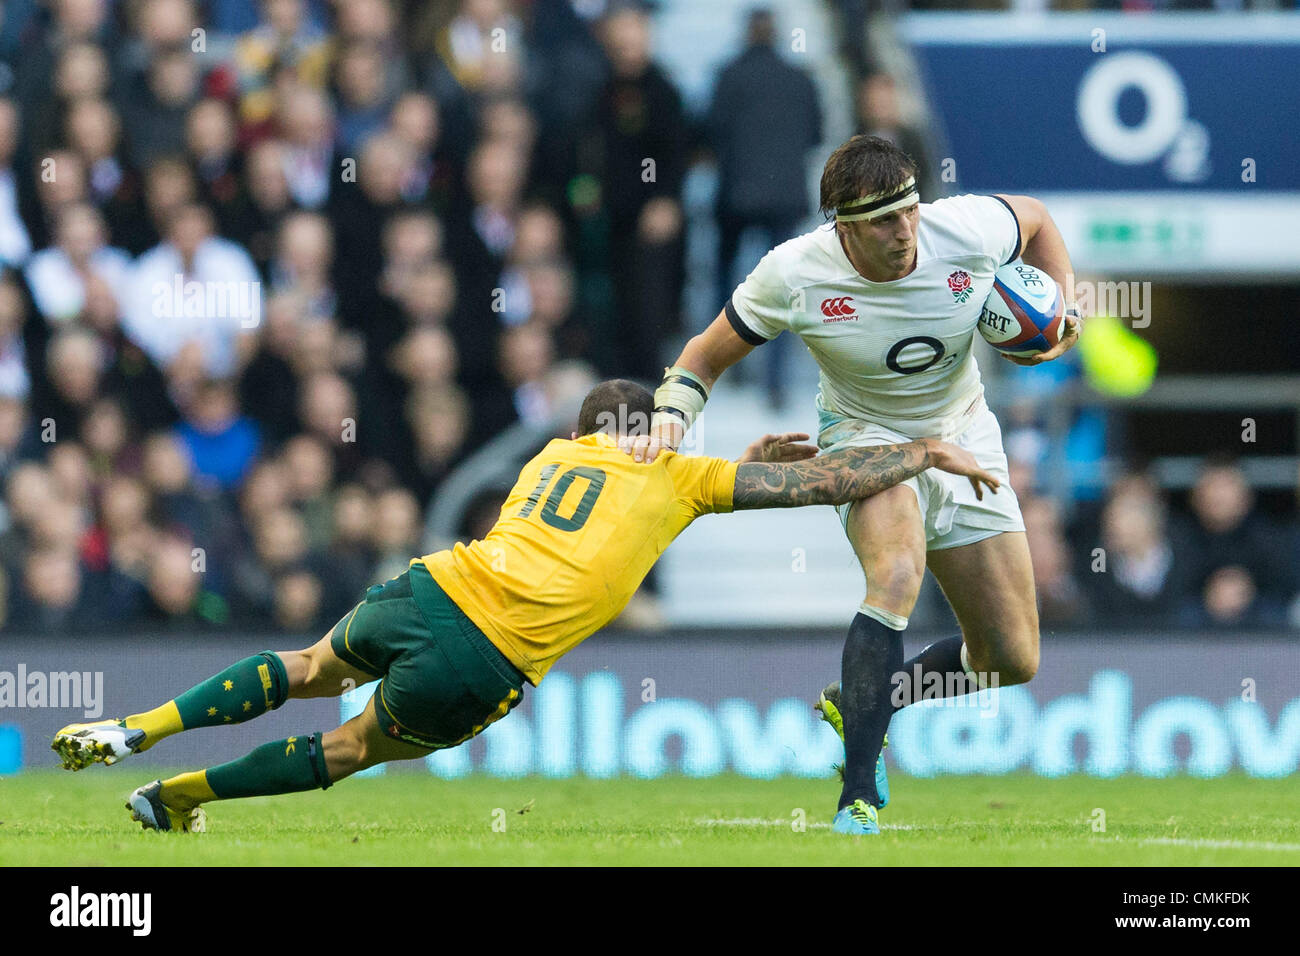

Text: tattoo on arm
xmin=732 ymin=441 xmax=930 ymax=510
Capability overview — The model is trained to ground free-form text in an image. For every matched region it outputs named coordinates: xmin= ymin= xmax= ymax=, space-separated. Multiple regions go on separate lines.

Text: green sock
xmin=170 ymin=652 xmax=289 ymax=731
xmin=205 ymin=733 xmax=332 ymax=800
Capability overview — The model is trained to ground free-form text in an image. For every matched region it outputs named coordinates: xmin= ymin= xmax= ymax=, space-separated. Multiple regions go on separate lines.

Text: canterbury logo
xmin=820 ymin=296 xmax=857 ymax=320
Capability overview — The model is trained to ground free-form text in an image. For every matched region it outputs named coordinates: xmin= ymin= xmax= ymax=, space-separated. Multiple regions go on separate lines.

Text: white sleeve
xmin=973 ymin=194 xmax=1022 ymax=267
xmin=725 ymin=248 xmax=790 ymax=345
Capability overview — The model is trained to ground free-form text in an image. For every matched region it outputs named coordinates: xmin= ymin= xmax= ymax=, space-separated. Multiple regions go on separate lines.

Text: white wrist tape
xmin=653 ymin=365 xmax=710 ymax=434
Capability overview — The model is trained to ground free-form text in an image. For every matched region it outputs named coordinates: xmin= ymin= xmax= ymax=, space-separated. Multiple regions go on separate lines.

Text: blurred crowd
xmin=1015 ymin=456 xmax=1300 ymax=632
xmin=0 ymin=0 xmax=714 ymax=633
xmin=0 ymin=0 xmax=1293 ymax=636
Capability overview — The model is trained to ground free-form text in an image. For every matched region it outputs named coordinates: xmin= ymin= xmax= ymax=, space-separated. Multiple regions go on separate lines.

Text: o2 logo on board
xmin=1076 ymin=51 xmax=1209 ymax=184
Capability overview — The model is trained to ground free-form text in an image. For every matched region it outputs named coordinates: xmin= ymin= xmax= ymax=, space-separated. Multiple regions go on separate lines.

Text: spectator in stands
xmin=25 ymin=202 xmax=131 ymax=326
xmin=498 ymin=323 xmax=556 ymax=427
xmin=0 ymin=98 xmax=32 ymax=266
xmin=325 ymin=481 xmax=376 ymax=613
xmin=404 ymin=384 xmax=472 ymax=502
xmin=1175 ymin=458 xmax=1291 ymax=628
xmin=277 ymin=85 xmax=336 ymax=210
xmin=855 ymin=71 xmax=938 ymax=200
xmin=41 ymin=326 xmax=103 ymax=435
xmin=174 ymin=377 xmax=261 ymax=490
xmin=7 ymin=546 xmax=86 ymax=633
xmin=281 ymin=432 xmax=335 ymax=551
xmin=708 ymin=8 xmax=822 ymax=409
xmin=138 ymin=532 xmax=225 ymax=630
xmin=13 ymin=0 xmax=116 ymax=129
xmin=228 ymin=0 xmax=333 ymax=143
xmin=186 ymin=98 xmax=244 ymax=229
xmin=389 ymin=91 xmax=456 ymax=211
xmin=231 ymin=505 xmax=309 ymax=622
xmin=333 ymin=41 xmax=395 ymax=155
xmin=1083 ymin=475 xmax=1182 ymax=627
xmin=27 ymin=40 xmax=113 ymax=163
xmin=0 ymin=273 xmax=29 ymax=400
xmin=80 ymin=398 xmax=129 ymax=477
xmin=273 ymin=567 xmax=326 ymax=632
xmin=330 ymin=130 xmax=417 ymax=320
xmin=0 ymin=395 xmax=29 ymax=476
xmin=237 ymin=293 xmax=302 ymax=444
xmin=122 ymin=202 xmax=261 ymax=378
xmin=139 ymin=154 xmax=197 ymax=249
xmin=370 ymin=486 xmax=421 ymax=583
xmin=228 ymin=138 xmax=294 ymax=273
xmin=297 ymin=370 xmax=363 ymax=480
xmin=140 ymin=429 xmax=228 ymax=556
xmin=575 ymin=1 xmax=688 ymax=382
xmin=1181 ymin=565 xmax=1281 ymax=630
xmin=1022 ymin=494 xmax=1088 ymax=627
xmin=32 ymin=150 xmax=89 ymax=254
xmin=120 ymin=45 xmax=202 ymax=170
xmin=419 ymin=0 xmax=527 ymax=114
xmin=271 ymin=210 xmax=336 ymax=321
xmin=63 ymin=97 xmax=137 ymax=235
xmin=379 ymin=210 xmax=444 ymax=304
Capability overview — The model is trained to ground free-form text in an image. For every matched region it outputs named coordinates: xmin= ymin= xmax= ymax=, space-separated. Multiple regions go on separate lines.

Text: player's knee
xmin=999 ymin=645 xmax=1038 ymax=686
xmin=988 ymin=634 xmax=1039 ymax=686
xmin=866 ymin=553 xmax=925 ymax=608
xmin=290 ymin=644 xmax=336 ymax=698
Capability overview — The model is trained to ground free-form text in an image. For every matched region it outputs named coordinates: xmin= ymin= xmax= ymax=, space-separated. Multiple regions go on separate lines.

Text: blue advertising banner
xmin=901 ymin=14 xmax=1300 ymax=193
xmin=2 ymin=631 xmax=1297 ymax=780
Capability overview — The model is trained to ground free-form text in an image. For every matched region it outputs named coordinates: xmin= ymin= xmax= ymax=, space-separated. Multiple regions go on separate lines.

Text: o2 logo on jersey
xmin=820 ymin=296 xmax=857 ymax=322
xmin=885 ymin=336 xmax=948 ymax=375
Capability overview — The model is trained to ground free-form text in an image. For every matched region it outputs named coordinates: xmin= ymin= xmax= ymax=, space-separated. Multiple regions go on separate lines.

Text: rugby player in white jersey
xmin=624 ymin=135 xmax=1082 ymax=834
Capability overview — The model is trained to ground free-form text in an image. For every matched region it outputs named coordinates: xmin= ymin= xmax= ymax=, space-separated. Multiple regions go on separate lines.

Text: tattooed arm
xmin=732 ymin=439 xmax=1000 ymax=510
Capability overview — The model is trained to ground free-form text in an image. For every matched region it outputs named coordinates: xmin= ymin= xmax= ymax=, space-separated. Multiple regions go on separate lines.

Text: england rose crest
xmin=947 ymin=270 xmax=973 ymax=303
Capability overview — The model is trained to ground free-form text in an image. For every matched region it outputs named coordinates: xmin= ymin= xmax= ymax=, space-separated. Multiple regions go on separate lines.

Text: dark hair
xmin=577 ymin=379 xmax=653 ymax=437
xmin=819 ymin=135 xmax=917 ymax=220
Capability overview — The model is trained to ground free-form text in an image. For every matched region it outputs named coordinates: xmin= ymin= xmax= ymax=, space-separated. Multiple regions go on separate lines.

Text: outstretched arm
xmin=732 ymin=439 xmax=1000 ymax=510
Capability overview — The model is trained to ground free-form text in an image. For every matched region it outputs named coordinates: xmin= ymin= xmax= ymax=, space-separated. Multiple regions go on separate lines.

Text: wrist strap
xmin=653 ymin=365 xmax=710 ymax=435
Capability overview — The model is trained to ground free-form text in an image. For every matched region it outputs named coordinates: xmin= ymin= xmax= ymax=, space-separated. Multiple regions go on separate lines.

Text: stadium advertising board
xmin=3 ymin=632 xmax=1295 ymax=780
xmin=901 ymin=14 xmax=1300 ymax=276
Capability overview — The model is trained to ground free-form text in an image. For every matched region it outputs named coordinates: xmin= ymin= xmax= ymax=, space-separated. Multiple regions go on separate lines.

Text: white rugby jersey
xmin=726 ymin=194 xmax=1021 ymax=439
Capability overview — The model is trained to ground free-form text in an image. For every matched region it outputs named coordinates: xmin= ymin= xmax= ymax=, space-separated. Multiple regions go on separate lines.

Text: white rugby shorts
xmin=816 ymin=403 xmax=1025 ymax=551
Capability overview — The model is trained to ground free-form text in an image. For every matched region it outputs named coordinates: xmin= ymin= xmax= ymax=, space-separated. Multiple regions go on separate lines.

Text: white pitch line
xmin=693 ymin=822 xmax=1300 ymax=849
xmin=1136 ymin=837 xmax=1300 ymax=853
xmin=694 ymin=817 xmax=918 ymax=831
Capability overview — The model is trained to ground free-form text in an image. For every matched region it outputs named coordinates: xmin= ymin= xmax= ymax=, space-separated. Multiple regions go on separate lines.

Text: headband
xmin=834 ymin=177 xmax=919 ymax=222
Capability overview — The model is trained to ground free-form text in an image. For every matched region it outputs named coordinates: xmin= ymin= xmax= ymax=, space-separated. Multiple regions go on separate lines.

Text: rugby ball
xmin=977 ymin=261 xmax=1064 ymax=357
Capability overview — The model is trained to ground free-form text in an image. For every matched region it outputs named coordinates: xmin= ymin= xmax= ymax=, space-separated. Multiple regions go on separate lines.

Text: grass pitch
xmin=2 ymin=770 xmax=1297 ymax=866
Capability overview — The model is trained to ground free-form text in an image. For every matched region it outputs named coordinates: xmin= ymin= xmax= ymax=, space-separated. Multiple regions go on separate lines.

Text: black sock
xmin=838 ymin=611 xmax=903 ymax=810
xmin=895 ymin=635 xmax=978 ymax=709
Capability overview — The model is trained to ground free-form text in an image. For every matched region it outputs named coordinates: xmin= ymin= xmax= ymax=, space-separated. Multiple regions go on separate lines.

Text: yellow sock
xmin=123 ymin=701 xmax=183 ymax=752
xmin=160 ymin=770 xmax=217 ymax=811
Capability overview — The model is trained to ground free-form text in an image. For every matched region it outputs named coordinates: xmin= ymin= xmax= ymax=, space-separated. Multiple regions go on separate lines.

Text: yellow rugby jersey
xmin=417 ymin=432 xmax=738 ymax=684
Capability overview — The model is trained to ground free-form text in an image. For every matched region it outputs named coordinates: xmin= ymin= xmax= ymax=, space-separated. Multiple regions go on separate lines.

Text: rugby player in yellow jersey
xmin=51 ymin=379 xmax=997 ymax=832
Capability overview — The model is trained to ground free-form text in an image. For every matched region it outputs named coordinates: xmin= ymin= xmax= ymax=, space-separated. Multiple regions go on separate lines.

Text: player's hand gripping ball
xmin=977 ymin=261 xmax=1066 ymax=359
